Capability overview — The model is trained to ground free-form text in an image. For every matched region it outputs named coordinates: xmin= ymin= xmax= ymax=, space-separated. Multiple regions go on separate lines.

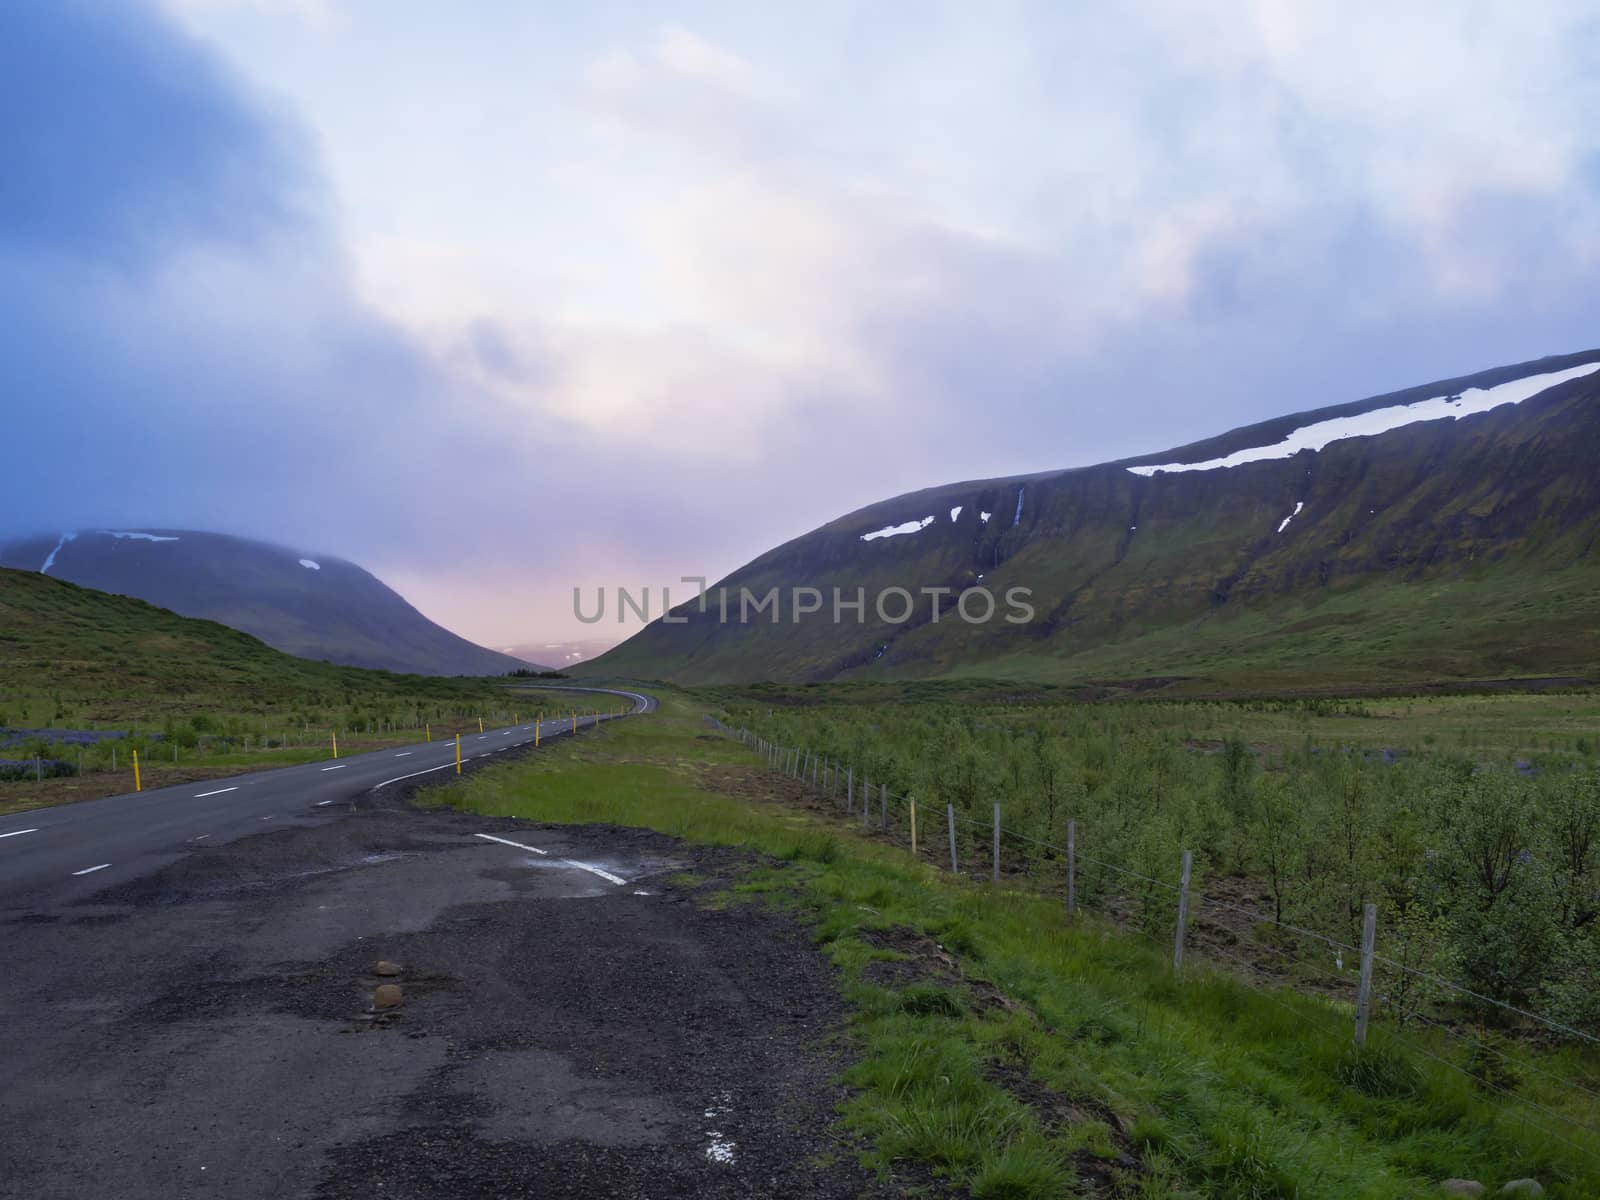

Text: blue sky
xmin=4 ymin=1 xmax=1599 ymax=646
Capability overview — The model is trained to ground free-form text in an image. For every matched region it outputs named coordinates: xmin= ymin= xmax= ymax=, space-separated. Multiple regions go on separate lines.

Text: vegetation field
xmin=714 ymin=685 xmax=1600 ymax=1043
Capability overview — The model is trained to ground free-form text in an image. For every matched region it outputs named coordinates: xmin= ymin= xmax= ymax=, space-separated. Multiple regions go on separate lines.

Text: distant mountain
xmin=590 ymin=349 xmax=1600 ymax=691
xmin=497 ymin=639 xmax=619 ymax=670
xmin=0 ymin=530 xmax=535 ymax=677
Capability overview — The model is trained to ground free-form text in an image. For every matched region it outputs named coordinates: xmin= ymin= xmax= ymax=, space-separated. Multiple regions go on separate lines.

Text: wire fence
xmin=729 ymin=725 xmax=1600 ymax=1164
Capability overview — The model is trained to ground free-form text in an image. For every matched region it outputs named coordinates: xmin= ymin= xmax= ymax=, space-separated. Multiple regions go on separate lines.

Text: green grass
xmin=426 ymin=695 xmax=1600 ymax=1197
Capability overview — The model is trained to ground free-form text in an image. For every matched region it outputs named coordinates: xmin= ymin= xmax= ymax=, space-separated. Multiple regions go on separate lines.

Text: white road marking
xmin=394 ymin=752 xmax=413 ymax=758
xmin=0 ymin=828 xmax=39 ymax=839
xmin=501 ymin=731 xmax=512 ymax=736
xmin=475 ymin=832 xmax=549 ymax=855
xmin=473 ymin=833 xmax=628 ymax=885
xmin=320 ymin=765 xmax=347 ymax=772
xmin=194 ymin=787 xmax=238 ymax=798
xmin=189 ymin=834 xmax=210 ymax=841
xmin=565 ymin=859 xmax=628 ymax=885
xmin=260 ymin=815 xmax=274 ymax=821
xmin=477 ymin=735 xmax=488 ymax=740
xmin=370 ymin=762 xmax=455 ymax=790
xmin=72 ymin=863 xmax=111 ymax=876
xmin=316 ymin=799 xmax=337 ymax=806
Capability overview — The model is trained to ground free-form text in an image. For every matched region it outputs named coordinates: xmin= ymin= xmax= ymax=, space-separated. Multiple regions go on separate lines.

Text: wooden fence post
xmin=1355 ymin=902 xmax=1378 ymax=1046
xmin=847 ymin=768 xmax=854 ymax=813
xmin=910 ymin=796 xmax=917 ymax=857
xmin=1066 ymin=819 xmax=1076 ymax=919
xmin=992 ymin=803 xmax=1001 ymax=884
xmin=1173 ymin=849 xmax=1193 ymax=973
xmin=947 ymin=804 xmax=958 ymax=874
xmin=881 ymin=782 xmax=888 ymax=830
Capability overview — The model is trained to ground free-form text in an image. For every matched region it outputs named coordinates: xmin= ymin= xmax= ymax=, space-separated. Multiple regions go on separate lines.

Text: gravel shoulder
xmin=0 ymin=790 xmax=882 ymax=1199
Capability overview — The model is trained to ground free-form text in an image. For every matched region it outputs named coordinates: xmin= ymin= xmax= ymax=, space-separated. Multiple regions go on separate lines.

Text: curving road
xmin=0 ymin=686 xmax=654 ymax=906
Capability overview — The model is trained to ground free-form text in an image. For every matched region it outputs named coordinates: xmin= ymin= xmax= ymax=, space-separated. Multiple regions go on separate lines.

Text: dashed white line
xmin=316 ymin=799 xmax=337 ymax=806
xmin=320 ymin=765 xmax=347 ymax=772
xmin=189 ymin=834 xmax=211 ymax=842
xmin=194 ymin=787 xmax=238 ymax=798
xmin=72 ymin=863 xmax=111 ymax=876
xmin=0 ymin=828 xmax=39 ymax=839
xmin=475 ymin=832 xmax=549 ymax=856
xmin=394 ymin=752 xmax=413 ymax=758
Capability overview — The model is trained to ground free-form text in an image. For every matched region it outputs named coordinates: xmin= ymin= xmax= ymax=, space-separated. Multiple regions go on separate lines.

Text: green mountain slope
xmin=590 ymin=349 xmax=1600 ymax=690
xmin=0 ymin=566 xmax=506 ymax=721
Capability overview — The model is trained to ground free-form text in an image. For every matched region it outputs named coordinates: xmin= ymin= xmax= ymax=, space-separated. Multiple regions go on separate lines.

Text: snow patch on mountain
xmin=862 ymin=516 xmax=936 ymax=542
xmin=1277 ymin=502 xmax=1305 ymax=533
xmin=980 ymin=511 xmax=992 ymax=523
xmin=1013 ymin=489 xmax=1025 ymax=525
xmin=104 ymin=531 xmax=179 ymax=542
xmin=1128 ymin=362 xmax=1600 ymax=477
xmin=39 ymin=532 xmax=77 ymax=574
xmin=950 ymin=506 xmax=963 ymax=522
xmin=299 ymin=558 xmax=321 ymax=570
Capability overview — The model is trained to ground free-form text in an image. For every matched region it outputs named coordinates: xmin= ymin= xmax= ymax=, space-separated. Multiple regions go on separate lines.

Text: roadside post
xmin=425 ymin=723 xmax=431 ymax=742
xmin=947 ymin=805 xmax=958 ymax=873
xmin=1355 ymin=903 xmax=1378 ymax=1045
xmin=456 ymin=733 xmax=462 ymax=774
xmin=332 ymin=731 xmax=338 ymax=759
xmin=910 ymin=797 xmax=917 ymax=857
xmin=1067 ymin=819 xmax=1076 ymax=919
xmin=133 ymin=750 xmax=141 ymax=792
xmin=1173 ymin=850 xmax=1193 ymax=972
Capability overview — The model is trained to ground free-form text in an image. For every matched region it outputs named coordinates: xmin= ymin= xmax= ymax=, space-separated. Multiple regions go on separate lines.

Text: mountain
xmin=497 ymin=639 xmax=618 ymax=670
xmin=0 ymin=530 xmax=533 ymax=677
xmin=0 ymin=566 xmax=509 ymax=725
xmin=590 ymin=349 xmax=1600 ymax=691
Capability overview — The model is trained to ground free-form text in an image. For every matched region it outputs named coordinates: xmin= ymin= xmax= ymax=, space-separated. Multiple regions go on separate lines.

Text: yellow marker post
xmin=455 ymin=733 xmax=462 ymax=774
xmin=332 ymin=731 xmax=339 ymax=759
xmin=571 ymin=711 xmax=577 ymax=734
xmin=425 ymin=722 xmax=431 ymax=743
xmin=535 ymin=723 xmax=540 ymax=747
xmin=479 ymin=716 xmax=484 ymax=733
xmin=133 ymin=749 xmax=141 ymax=792
xmin=910 ymin=797 xmax=917 ymax=858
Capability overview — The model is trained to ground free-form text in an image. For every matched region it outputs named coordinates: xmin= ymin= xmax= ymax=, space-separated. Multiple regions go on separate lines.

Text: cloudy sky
xmin=5 ymin=1 xmax=1599 ymax=649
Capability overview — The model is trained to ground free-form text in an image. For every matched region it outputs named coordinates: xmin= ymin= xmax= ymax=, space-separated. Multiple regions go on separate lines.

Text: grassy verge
xmin=423 ymin=695 xmax=1600 ymax=1198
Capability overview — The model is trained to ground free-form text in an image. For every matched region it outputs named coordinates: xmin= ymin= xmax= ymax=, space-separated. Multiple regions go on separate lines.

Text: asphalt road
xmin=0 ymin=686 xmax=656 ymax=906
xmin=0 ymin=753 xmax=878 ymax=1198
